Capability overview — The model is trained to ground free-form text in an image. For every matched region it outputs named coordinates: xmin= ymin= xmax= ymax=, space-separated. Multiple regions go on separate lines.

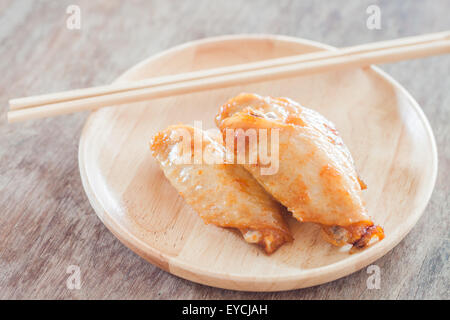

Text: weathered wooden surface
xmin=0 ymin=0 xmax=448 ymax=299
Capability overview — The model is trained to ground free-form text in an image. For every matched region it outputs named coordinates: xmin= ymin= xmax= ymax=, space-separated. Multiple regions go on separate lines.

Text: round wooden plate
xmin=79 ymin=35 xmax=437 ymax=291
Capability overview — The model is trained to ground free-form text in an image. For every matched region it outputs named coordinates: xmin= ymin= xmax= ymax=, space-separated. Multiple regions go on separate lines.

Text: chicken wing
xmin=150 ymin=124 xmax=292 ymax=254
xmin=216 ymin=93 xmax=384 ymax=250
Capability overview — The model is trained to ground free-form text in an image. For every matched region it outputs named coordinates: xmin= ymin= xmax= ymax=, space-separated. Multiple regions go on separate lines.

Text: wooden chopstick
xmin=8 ymin=33 xmax=450 ymax=123
xmin=9 ymin=31 xmax=449 ymax=112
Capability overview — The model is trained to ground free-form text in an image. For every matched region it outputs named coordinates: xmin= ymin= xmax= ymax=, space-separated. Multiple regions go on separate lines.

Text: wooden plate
xmin=79 ymin=35 xmax=437 ymax=291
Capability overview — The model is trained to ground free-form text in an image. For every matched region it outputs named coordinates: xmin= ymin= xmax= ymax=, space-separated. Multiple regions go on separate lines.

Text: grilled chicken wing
xmin=216 ymin=93 xmax=384 ymax=250
xmin=150 ymin=124 xmax=292 ymax=254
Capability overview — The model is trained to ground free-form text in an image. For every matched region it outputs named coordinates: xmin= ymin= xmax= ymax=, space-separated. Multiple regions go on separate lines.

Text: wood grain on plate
xmin=78 ymin=35 xmax=437 ymax=291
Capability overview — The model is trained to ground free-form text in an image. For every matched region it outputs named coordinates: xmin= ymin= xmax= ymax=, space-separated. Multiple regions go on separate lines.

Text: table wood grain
xmin=0 ymin=0 xmax=448 ymax=299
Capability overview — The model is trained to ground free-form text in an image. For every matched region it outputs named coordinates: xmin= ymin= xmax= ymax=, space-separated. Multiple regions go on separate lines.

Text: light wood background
xmin=0 ymin=0 xmax=448 ymax=299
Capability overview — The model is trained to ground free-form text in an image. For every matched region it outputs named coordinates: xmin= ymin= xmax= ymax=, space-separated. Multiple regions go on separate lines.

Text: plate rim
xmin=78 ymin=34 xmax=438 ymax=291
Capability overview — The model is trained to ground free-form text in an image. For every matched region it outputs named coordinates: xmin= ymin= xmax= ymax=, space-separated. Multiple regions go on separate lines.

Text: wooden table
xmin=0 ymin=0 xmax=448 ymax=299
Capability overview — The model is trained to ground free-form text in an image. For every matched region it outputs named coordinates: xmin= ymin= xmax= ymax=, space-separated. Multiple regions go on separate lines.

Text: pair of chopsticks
xmin=8 ymin=31 xmax=450 ymax=123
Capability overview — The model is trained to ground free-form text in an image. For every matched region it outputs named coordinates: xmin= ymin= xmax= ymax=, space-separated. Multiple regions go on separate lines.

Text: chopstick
xmin=8 ymin=31 xmax=450 ymax=123
xmin=9 ymin=31 xmax=450 ymax=111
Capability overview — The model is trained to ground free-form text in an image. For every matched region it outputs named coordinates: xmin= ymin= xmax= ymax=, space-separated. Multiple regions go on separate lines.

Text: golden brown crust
xmin=321 ymin=222 xmax=385 ymax=252
xmin=150 ymin=124 xmax=292 ymax=254
xmin=216 ymin=93 xmax=384 ymax=250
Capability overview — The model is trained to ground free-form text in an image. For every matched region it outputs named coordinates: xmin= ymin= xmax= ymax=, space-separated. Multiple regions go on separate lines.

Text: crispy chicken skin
xmin=216 ymin=93 xmax=384 ymax=250
xmin=150 ymin=124 xmax=292 ymax=254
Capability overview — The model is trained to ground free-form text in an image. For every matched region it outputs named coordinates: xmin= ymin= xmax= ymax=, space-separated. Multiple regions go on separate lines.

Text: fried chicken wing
xmin=150 ymin=124 xmax=292 ymax=254
xmin=216 ymin=93 xmax=384 ymax=250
